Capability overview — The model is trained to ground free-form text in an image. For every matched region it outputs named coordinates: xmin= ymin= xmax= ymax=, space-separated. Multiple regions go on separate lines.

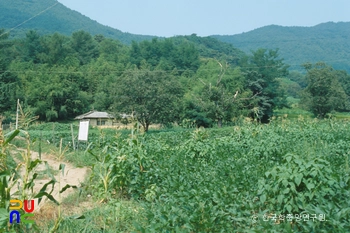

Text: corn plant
xmin=0 ymin=127 xmax=81 ymax=232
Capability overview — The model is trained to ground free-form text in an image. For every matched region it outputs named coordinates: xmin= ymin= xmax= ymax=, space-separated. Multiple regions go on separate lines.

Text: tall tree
xmin=336 ymin=70 xmax=350 ymax=102
xmin=22 ymin=64 xmax=91 ymax=121
xmin=301 ymin=62 xmax=349 ymax=118
xmin=23 ymin=30 xmax=43 ymax=63
xmin=242 ymin=49 xmax=289 ymax=122
xmin=112 ymin=68 xmax=183 ymax=131
xmin=71 ymin=30 xmax=99 ymax=65
xmin=129 ymin=38 xmax=200 ymax=73
xmin=184 ymin=59 xmax=254 ymax=127
xmin=197 ymin=60 xmax=248 ymax=126
xmin=0 ymin=29 xmax=19 ymax=112
xmin=38 ymin=33 xmax=71 ymax=65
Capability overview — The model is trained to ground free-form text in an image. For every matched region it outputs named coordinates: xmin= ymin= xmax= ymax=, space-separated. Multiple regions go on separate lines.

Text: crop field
xmin=1 ymin=117 xmax=350 ymax=232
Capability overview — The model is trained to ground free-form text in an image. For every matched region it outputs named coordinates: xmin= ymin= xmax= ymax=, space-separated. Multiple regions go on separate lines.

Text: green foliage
xmin=242 ymin=49 xmax=289 ymax=121
xmin=0 ymin=130 xmax=53 ymax=232
xmin=177 ymin=34 xmax=245 ymax=65
xmin=0 ymin=32 xmax=19 ymax=113
xmin=213 ymin=22 xmax=350 ymax=73
xmin=71 ymin=30 xmax=99 ymax=65
xmin=187 ymin=60 xmax=253 ymax=127
xmin=42 ymin=199 xmax=146 ymax=233
xmin=129 ymin=38 xmax=201 ymax=72
xmin=113 ymin=69 xmax=184 ymax=131
xmin=259 ymin=153 xmax=344 ymax=214
xmin=277 ymin=77 xmax=302 ymax=99
xmin=301 ymin=62 xmax=349 ymax=118
xmin=288 ymin=70 xmax=307 ymax=89
xmin=82 ymin=119 xmax=350 ymax=232
xmin=0 ymin=122 xmax=87 ymax=232
xmin=0 ymin=26 xmax=257 ymax=125
xmin=336 ymin=69 xmax=350 ymax=101
xmin=2 ymin=118 xmax=350 ymax=232
xmin=1 ymin=21 xmax=349 ymax=128
xmin=11 ymin=63 xmax=91 ymax=121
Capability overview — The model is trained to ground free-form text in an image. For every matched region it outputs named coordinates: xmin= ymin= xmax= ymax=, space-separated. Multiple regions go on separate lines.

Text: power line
xmin=0 ymin=58 xmax=349 ymax=75
xmin=0 ymin=2 xmax=59 ymax=38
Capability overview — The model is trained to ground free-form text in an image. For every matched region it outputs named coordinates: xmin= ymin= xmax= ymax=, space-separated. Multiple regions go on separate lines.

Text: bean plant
xmin=81 ymin=118 xmax=350 ymax=232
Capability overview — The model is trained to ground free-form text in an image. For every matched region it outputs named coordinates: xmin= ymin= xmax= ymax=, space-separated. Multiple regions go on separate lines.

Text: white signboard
xmin=78 ymin=121 xmax=89 ymax=141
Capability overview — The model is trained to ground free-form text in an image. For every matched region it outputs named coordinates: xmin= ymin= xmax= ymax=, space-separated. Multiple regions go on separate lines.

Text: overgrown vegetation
xmin=62 ymin=118 xmax=350 ymax=232
xmin=1 ymin=116 xmax=350 ymax=232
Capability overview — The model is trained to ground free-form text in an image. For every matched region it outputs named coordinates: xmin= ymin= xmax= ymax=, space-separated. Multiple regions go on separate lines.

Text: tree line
xmin=1 ymin=29 xmax=349 ymax=130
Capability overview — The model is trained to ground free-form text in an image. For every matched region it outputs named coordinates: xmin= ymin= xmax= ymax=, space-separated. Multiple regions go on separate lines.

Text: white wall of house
xmin=84 ymin=119 xmax=113 ymax=126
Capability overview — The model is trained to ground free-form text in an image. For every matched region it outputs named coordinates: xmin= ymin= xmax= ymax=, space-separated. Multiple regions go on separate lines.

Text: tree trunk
xmin=218 ymin=118 xmax=222 ymax=128
xmin=144 ymin=123 xmax=149 ymax=132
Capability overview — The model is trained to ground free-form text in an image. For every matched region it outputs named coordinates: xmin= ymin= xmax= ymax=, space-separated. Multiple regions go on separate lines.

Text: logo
xmin=9 ymin=200 xmax=35 ymax=224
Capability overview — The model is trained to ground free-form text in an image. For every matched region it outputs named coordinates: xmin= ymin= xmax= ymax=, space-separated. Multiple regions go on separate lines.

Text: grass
xmin=274 ymin=107 xmax=313 ymax=118
xmin=64 ymin=150 xmax=95 ymax=167
xmin=334 ymin=112 xmax=350 ymax=119
xmin=38 ymin=198 xmax=146 ymax=233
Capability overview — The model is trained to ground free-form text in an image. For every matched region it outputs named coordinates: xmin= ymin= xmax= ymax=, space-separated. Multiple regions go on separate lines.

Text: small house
xmin=74 ymin=111 xmax=114 ymax=126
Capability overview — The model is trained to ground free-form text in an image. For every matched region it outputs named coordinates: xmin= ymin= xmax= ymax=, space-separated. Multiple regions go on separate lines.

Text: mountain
xmin=212 ymin=22 xmax=350 ymax=72
xmin=0 ymin=0 xmax=154 ymax=44
xmin=2 ymin=0 xmax=349 ymax=72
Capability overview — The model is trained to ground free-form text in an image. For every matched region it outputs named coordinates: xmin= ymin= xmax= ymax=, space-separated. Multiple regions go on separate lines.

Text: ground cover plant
xmin=1 ymin=118 xmax=350 ymax=232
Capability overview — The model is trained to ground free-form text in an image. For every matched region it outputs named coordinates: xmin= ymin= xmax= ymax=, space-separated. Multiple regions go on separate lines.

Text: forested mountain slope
xmin=0 ymin=0 xmax=154 ymax=43
xmin=212 ymin=22 xmax=350 ymax=72
xmin=2 ymin=0 xmax=349 ymax=72
xmin=172 ymin=35 xmax=246 ymax=65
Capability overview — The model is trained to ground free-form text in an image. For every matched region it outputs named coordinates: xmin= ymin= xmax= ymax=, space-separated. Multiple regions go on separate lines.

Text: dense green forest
xmin=212 ymin=22 xmax=350 ymax=72
xmin=0 ymin=0 xmax=154 ymax=43
xmin=2 ymin=0 xmax=350 ymax=73
xmin=1 ymin=28 xmax=350 ymax=129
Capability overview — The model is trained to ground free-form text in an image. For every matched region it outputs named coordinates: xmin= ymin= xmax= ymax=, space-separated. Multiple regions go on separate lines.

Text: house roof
xmin=74 ymin=111 xmax=114 ymax=120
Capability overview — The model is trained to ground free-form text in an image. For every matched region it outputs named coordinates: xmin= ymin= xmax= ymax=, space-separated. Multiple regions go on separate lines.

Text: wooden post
xmin=52 ymin=122 xmax=55 ymax=145
xmin=15 ymin=99 xmax=19 ymax=130
xmin=0 ymin=116 xmax=3 ymax=145
xmin=71 ymin=124 xmax=75 ymax=150
xmin=39 ymin=131 xmax=42 ymax=159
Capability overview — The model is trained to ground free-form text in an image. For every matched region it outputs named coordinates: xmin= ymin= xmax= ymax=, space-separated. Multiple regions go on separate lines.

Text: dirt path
xmin=12 ymin=149 xmax=89 ymax=210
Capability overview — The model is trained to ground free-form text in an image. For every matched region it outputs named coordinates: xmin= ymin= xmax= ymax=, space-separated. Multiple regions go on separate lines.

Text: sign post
xmin=77 ymin=120 xmax=89 ymax=149
xmin=78 ymin=121 xmax=89 ymax=141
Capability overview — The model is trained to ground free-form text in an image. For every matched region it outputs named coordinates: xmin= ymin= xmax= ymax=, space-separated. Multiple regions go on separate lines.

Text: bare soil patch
xmin=12 ymin=149 xmax=89 ymax=210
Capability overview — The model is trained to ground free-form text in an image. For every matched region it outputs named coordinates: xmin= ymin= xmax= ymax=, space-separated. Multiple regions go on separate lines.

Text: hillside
xmin=212 ymin=22 xmax=350 ymax=72
xmin=0 ymin=0 xmax=154 ymax=44
xmin=172 ymin=34 xmax=246 ymax=65
xmin=2 ymin=1 xmax=349 ymax=72
xmin=0 ymin=0 xmax=246 ymax=63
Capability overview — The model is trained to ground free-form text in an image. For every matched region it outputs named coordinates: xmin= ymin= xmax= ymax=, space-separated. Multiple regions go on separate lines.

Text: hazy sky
xmin=57 ymin=0 xmax=350 ymax=37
